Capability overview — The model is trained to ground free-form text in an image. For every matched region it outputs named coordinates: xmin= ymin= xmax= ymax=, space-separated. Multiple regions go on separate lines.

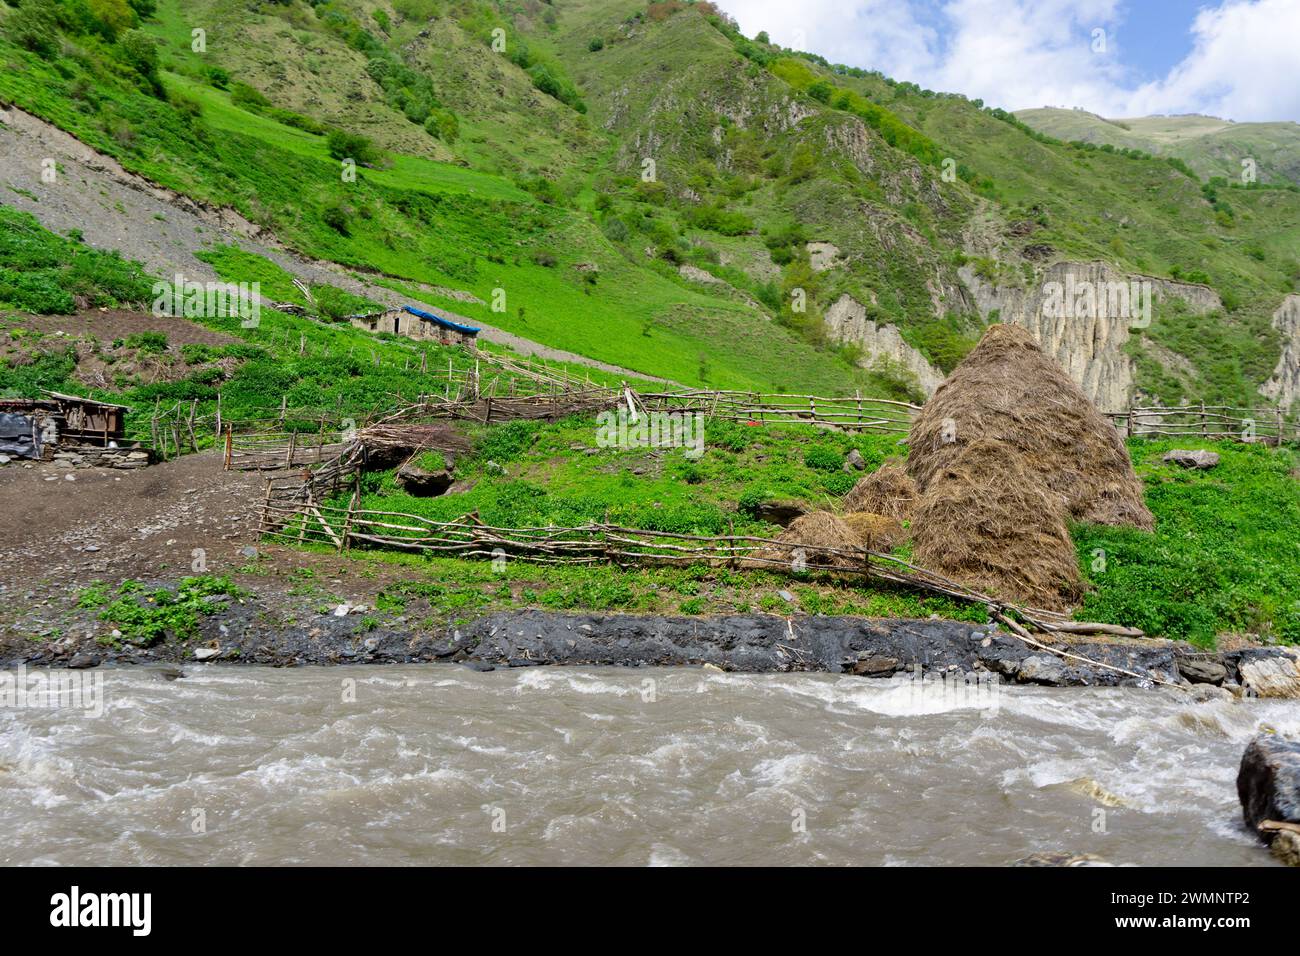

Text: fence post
xmin=1125 ymin=406 xmax=1133 ymax=439
xmin=223 ymin=424 xmax=233 ymax=471
xmin=259 ymin=478 xmax=273 ymax=534
xmin=285 ymin=430 xmax=297 ymax=468
xmin=339 ymin=472 xmax=360 ymax=553
xmin=1200 ymin=401 xmax=1207 ymax=438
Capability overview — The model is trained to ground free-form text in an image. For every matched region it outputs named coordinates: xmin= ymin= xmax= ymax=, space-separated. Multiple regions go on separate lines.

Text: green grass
xmin=309 ymin=411 xmax=1300 ymax=646
xmin=0 ymin=206 xmax=152 ymax=314
xmin=80 ymin=575 xmax=245 ymax=646
xmin=1074 ymin=439 xmax=1300 ymax=646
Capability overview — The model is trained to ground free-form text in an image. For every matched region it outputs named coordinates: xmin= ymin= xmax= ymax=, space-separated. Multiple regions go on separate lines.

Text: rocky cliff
xmin=1261 ymin=294 xmax=1300 ymax=411
xmin=822 ymin=294 xmax=946 ymax=396
xmin=959 ymin=260 xmax=1222 ymax=411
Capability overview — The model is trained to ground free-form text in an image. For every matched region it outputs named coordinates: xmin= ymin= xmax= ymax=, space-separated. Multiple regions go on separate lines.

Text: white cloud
xmin=1123 ymin=0 xmax=1300 ymax=121
xmin=719 ymin=0 xmax=1300 ymax=122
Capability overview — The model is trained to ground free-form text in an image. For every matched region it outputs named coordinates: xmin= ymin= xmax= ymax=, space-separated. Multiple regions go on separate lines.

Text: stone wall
xmin=50 ymin=445 xmax=154 ymax=470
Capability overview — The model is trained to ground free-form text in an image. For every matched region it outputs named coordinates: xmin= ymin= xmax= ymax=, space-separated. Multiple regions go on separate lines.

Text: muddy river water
xmin=2 ymin=665 xmax=1296 ymax=865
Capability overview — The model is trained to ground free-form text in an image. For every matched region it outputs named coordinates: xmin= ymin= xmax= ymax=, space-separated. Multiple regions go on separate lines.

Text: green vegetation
xmin=0 ymin=207 xmax=152 ymax=314
xmin=1075 ymin=440 xmax=1300 ymax=646
xmin=300 ymin=411 xmax=1300 ymax=647
xmin=78 ymin=575 xmax=245 ymax=645
xmin=2 ymin=0 xmax=1299 ymax=648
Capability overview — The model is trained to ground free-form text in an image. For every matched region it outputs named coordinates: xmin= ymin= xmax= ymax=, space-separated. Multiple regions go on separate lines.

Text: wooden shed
xmin=44 ymin=391 xmax=130 ymax=446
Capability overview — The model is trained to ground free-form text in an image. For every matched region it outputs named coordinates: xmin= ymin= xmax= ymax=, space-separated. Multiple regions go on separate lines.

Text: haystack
xmin=753 ymin=511 xmax=865 ymax=572
xmin=842 ymin=512 xmax=905 ymax=552
xmin=907 ymin=324 xmax=1153 ymax=530
xmin=841 ymin=460 xmax=916 ymax=522
xmin=911 ymin=438 xmax=1083 ymax=610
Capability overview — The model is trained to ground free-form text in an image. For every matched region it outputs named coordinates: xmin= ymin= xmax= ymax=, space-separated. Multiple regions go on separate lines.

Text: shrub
xmin=321 ymin=203 xmax=351 ymax=235
xmin=231 ymin=82 xmax=272 ymax=111
xmin=803 ymin=444 xmax=844 ymax=471
xmin=5 ymin=0 xmax=61 ymax=57
xmin=325 ymin=129 xmax=381 ymax=165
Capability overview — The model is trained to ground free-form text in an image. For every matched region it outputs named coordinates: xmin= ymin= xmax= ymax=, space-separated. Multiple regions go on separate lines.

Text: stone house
xmin=349 ymin=305 xmax=480 ymax=347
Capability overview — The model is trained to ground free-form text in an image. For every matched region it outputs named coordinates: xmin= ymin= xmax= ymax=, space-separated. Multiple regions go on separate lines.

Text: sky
xmin=717 ymin=0 xmax=1300 ymax=123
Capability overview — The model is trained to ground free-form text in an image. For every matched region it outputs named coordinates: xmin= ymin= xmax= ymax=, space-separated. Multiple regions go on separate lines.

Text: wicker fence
xmin=1105 ymin=404 xmax=1294 ymax=444
xmin=255 ymin=457 xmax=1149 ymax=642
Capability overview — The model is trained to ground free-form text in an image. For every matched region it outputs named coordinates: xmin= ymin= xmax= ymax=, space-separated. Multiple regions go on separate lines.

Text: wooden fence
xmin=643 ymin=388 xmax=920 ymax=434
xmin=1105 ymin=404 xmax=1294 ymax=444
xmin=256 ymin=461 xmax=1147 ymax=641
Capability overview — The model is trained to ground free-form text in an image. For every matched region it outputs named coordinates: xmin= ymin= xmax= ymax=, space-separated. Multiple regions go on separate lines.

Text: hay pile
xmin=753 ymin=511 xmax=865 ymax=572
xmin=908 ymin=324 xmax=1153 ymax=530
xmin=842 ymin=512 xmax=905 ymax=551
xmin=901 ymin=323 xmax=1150 ymax=610
xmin=911 ymin=439 xmax=1082 ymax=610
xmin=841 ymin=460 xmax=916 ymax=521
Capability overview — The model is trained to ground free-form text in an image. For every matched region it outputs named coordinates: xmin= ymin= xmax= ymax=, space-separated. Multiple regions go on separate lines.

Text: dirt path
xmin=0 ymin=451 xmax=436 ymax=651
xmin=0 ymin=452 xmax=262 ymax=613
xmin=0 ymin=103 xmax=675 ymax=384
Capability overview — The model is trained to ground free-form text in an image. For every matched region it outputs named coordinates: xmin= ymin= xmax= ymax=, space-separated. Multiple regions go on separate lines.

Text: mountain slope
xmin=1 ymin=0 xmax=1298 ymax=412
xmin=1016 ymin=107 xmax=1300 ymax=187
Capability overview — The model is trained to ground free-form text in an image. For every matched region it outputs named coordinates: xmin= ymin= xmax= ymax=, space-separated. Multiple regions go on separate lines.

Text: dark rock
xmin=1017 ymin=654 xmax=1069 ymax=686
xmin=843 ymin=449 xmax=866 ymax=471
xmin=851 ymin=654 xmax=899 ymax=677
xmin=67 ymin=652 xmax=101 ymax=669
xmin=1163 ymin=449 xmax=1220 ymax=470
xmin=1178 ymin=657 xmax=1227 ymax=685
xmin=395 ymin=465 xmax=454 ymax=497
xmin=1237 ymin=734 xmax=1300 ymax=841
xmin=752 ymin=500 xmax=809 ymax=526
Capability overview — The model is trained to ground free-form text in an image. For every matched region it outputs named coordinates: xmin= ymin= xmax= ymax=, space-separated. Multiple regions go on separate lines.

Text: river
xmin=1 ymin=665 xmax=1295 ymax=866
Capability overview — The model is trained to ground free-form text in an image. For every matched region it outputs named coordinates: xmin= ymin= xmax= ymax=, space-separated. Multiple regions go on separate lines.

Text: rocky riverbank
xmin=6 ymin=597 xmax=1299 ymax=694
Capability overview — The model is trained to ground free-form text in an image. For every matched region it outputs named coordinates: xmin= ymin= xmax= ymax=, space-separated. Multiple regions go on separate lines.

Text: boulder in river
xmin=1238 ymin=651 xmax=1300 ymax=698
xmin=1237 ymin=734 xmax=1300 ymax=845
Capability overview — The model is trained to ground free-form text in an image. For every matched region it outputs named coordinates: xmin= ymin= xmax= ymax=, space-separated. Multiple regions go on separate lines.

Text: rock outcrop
xmin=1260 ymin=294 xmax=1300 ymax=411
xmin=823 ymin=294 xmax=946 ymax=395
xmin=958 ymin=260 xmax=1221 ymax=411
xmin=1237 ymin=734 xmax=1300 ymax=852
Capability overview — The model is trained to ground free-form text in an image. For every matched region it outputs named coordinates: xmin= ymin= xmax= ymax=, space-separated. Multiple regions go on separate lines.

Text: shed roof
xmin=403 ymin=306 xmax=480 ymax=335
xmin=43 ymin=390 xmax=132 ymax=412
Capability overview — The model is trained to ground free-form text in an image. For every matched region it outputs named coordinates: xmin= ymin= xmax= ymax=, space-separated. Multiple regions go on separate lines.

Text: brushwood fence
xmin=1106 ymin=404 xmax=1295 ymax=445
xmin=642 ymin=389 xmax=920 ymax=434
xmin=255 ymin=458 xmax=1148 ymax=640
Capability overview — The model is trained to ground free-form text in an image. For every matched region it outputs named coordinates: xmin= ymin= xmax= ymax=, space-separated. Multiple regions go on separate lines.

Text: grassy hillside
xmin=1017 ymin=108 xmax=1300 ymax=187
xmin=1 ymin=0 xmax=1298 ymax=407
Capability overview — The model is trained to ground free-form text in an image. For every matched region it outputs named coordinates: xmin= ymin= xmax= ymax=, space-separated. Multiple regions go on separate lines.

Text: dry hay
xmin=752 ymin=511 xmax=866 ymax=573
xmin=907 ymin=324 xmax=1153 ymax=530
xmin=842 ymin=511 xmax=905 ymax=551
xmin=841 ymin=460 xmax=916 ymax=521
xmin=911 ymin=438 xmax=1083 ymax=611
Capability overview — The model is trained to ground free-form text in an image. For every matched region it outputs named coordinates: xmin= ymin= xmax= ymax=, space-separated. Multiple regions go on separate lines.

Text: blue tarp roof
xmin=403 ymin=305 xmax=479 ymax=335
